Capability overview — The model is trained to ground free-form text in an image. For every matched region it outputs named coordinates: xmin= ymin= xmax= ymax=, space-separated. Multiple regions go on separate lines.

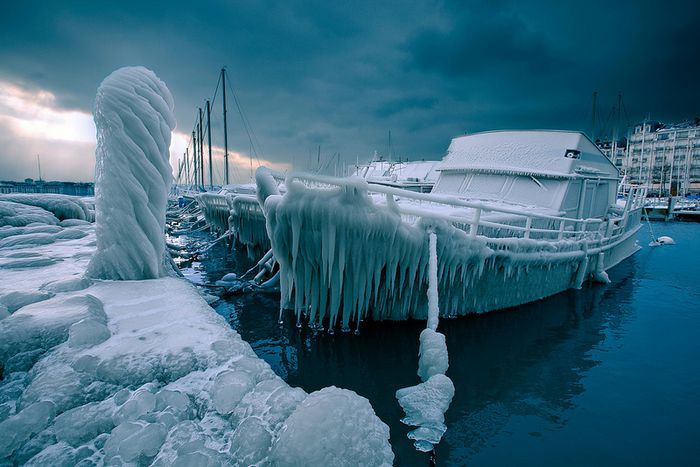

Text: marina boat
xmin=260 ymin=130 xmax=647 ymax=330
xmin=356 ymin=159 xmax=440 ymax=193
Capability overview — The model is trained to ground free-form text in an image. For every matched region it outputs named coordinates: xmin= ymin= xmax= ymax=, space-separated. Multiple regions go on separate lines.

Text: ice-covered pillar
xmin=86 ymin=66 xmax=177 ymax=280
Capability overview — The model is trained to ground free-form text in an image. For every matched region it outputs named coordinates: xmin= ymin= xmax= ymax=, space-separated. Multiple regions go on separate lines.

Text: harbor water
xmin=181 ymin=222 xmax=700 ymax=466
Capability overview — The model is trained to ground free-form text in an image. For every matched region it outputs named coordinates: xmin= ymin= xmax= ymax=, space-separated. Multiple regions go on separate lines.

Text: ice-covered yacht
xmin=261 ymin=130 xmax=647 ymax=330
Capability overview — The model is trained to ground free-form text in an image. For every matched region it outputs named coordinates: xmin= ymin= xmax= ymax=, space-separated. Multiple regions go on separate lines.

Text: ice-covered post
xmin=86 ymin=66 xmax=177 ymax=280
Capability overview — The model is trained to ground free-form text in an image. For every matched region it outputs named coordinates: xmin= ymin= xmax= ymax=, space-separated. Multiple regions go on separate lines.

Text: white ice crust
xmin=86 ymin=66 xmax=176 ymax=280
xmin=0 ymin=194 xmax=93 ymax=223
xmin=0 ymin=214 xmax=394 ymax=465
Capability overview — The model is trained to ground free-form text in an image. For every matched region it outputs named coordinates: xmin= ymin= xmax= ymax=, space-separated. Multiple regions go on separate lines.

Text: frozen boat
xmin=356 ymin=159 xmax=440 ymax=193
xmin=261 ymin=130 xmax=647 ymax=330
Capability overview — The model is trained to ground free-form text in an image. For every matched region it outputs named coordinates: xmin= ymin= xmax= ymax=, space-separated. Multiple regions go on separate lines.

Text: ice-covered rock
xmin=103 ymin=420 xmax=168 ymax=462
xmin=59 ymin=219 xmax=92 ymax=228
xmin=0 ymin=401 xmax=56 ymax=458
xmin=0 ymin=194 xmax=92 ymax=222
xmin=0 ymin=290 xmax=55 ymax=314
xmin=86 ymin=66 xmax=176 ymax=280
xmin=229 ymin=416 xmax=272 ymax=464
xmin=211 ymin=369 xmax=255 ymax=415
xmin=0 ymin=201 xmax=59 ymax=227
xmin=0 ymin=294 xmax=104 ymax=364
xmin=68 ymin=317 xmax=110 ymax=348
xmin=0 ymin=232 xmax=55 ymax=250
xmin=270 ymin=387 xmax=394 ymax=466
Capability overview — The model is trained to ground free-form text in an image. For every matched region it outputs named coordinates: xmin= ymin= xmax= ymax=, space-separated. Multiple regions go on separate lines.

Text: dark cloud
xmin=0 ymin=0 xmax=698 ymax=181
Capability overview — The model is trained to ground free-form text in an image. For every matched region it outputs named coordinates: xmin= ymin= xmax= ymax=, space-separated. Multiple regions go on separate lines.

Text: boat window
xmin=590 ymin=182 xmax=610 ymax=217
xmin=562 ymin=181 xmax=582 ymax=215
xmin=463 ymin=174 xmax=508 ymax=195
xmin=508 ymin=177 xmax=562 ymax=208
xmin=433 ymin=173 xmax=466 ymax=193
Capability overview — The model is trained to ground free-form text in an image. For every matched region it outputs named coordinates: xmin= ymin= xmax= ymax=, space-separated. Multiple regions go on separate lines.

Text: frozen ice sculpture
xmin=86 ymin=66 xmax=176 ymax=280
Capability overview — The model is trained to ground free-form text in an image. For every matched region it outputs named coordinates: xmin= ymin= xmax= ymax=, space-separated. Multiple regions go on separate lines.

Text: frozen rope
xmin=396 ymin=229 xmax=455 ymax=456
xmin=427 ymin=231 xmax=440 ymax=331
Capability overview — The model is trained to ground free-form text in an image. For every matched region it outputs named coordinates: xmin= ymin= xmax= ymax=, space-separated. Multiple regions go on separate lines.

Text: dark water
xmin=181 ymin=222 xmax=700 ymax=466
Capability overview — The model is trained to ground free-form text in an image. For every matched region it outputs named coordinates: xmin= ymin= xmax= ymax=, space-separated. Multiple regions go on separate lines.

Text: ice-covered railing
xmin=228 ymin=194 xmax=271 ymax=257
xmin=196 ymin=193 xmax=231 ymax=233
xmin=194 ymin=170 xmax=285 ymax=255
xmin=287 ymin=173 xmax=647 ymax=244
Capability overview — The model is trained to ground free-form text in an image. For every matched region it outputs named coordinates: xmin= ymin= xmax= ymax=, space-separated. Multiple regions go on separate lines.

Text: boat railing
xmin=287 ymin=173 xmax=647 ymax=244
xmin=229 ymin=194 xmax=264 ymax=217
xmin=195 ymin=192 xmax=229 ymax=209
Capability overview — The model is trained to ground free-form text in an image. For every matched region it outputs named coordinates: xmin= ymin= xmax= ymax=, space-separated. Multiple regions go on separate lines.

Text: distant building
xmin=597 ymin=137 xmax=627 ymax=171
xmin=0 ymin=180 xmax=94 ymax=196
xmin=622 ymin=119 xmax=700 ymax=195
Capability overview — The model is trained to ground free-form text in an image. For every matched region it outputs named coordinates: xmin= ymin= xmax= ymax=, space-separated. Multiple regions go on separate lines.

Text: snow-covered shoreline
xmin=0 ymin=210 xmax=393 ymax=465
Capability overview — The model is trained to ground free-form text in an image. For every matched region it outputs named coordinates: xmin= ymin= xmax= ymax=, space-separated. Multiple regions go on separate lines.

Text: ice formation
xmin=0 ymin=194 xmax=93 ymax=223
xmin=255 ymin=166 xmax=281 ymax=212
xmin=86 ymin=66 xmax=177 ymax=280
xmin=0 ymin=201 xmax=59 ymax=227
xmin=396 ymin=232 xmax=455 ymax=453
xmin=0 ymin=199 xmax=394 ymax=465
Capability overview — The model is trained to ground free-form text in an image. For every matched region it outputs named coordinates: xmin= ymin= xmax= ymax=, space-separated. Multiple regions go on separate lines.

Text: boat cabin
xmin=432 ymin=130 xmax=620 ymax=218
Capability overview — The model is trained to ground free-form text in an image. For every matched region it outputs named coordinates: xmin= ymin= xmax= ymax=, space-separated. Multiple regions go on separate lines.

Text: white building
xmin=623 ymin=120 xmax=700 ymax=195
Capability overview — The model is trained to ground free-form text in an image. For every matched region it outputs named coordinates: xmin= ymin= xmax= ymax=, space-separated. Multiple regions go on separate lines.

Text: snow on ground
xmin=0 ymin=214 xmax=393 ymax=465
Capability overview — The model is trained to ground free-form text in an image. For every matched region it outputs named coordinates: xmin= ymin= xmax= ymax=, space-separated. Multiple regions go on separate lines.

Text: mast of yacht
xmin=221 ymin=68 xmax=229 ymax=185
xmin=206 ymin=99 xmax=213 ymax=190
xmin=185 ymin=148 xmax=190 ymax=187
xmin=590 ymin=91 xmax=598 ymax=141
xmin=192 ymin=129 xmax=198 ymax=189
xmin=198 ymin=108 xmax=204 ymax=190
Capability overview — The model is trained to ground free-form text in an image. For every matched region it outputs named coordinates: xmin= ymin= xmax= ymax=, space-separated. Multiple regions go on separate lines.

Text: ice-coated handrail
xmin=286 ymin=172 xmax=647 ymax=241
xmin=288 ymin=172 xmax=596 ymax=223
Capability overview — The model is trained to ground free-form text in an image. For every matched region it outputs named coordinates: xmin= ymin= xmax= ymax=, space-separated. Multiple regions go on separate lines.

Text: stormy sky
xmin=0 ymin=0 xmax=698 ymax=183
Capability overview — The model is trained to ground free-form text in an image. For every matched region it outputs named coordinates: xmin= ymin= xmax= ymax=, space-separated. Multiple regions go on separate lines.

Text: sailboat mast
xmin=590 ymin=91 xmax=598 ymax=141
xmin=221 ymin=68 xmax=229 ymax=185
xmin=192 ymin=129 xmax=198 ymax=188
xmin=206 ymin=100 xmax=213 ymax=189
xmin=198 ymin=107 xmax=204 ymax=189
xmin=388 ymin=130 xmax=392 ymax=163
xmin=185 ymin=148 xmax=190 ymax=186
